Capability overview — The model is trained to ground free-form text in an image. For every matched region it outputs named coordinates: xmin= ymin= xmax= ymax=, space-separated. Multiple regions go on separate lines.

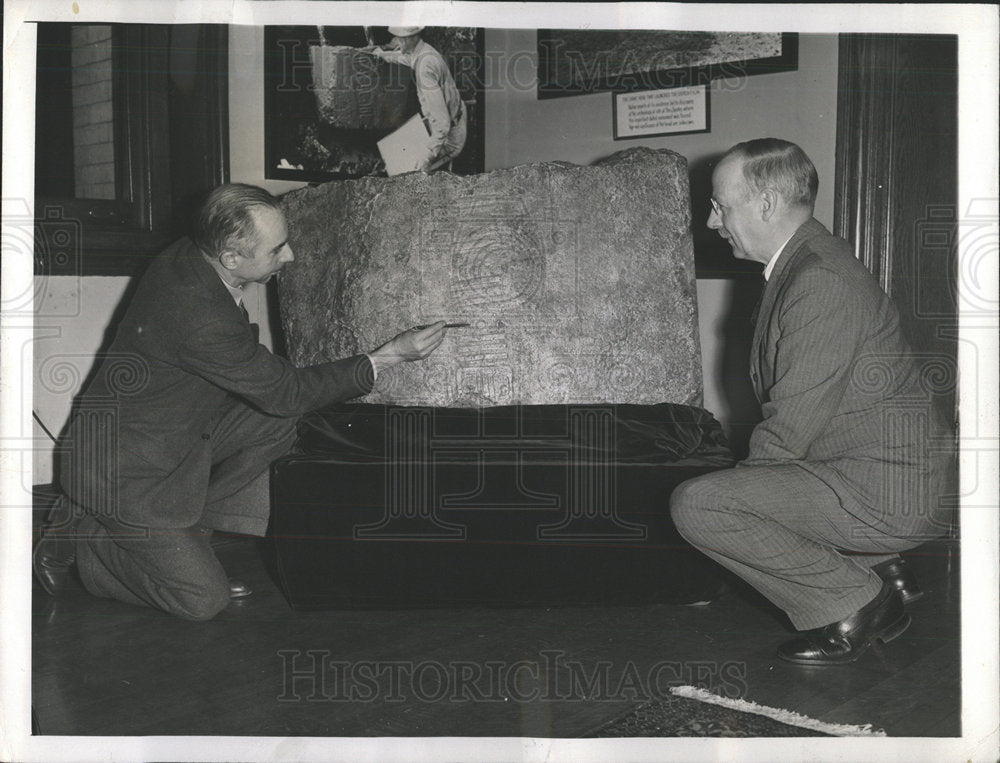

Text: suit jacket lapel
xmin=749 ymin=218 xmax=826 ymax=401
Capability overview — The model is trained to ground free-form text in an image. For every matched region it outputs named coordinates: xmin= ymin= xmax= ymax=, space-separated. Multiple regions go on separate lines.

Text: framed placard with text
xmin=613 ymin=85 xmax=710 ymax=140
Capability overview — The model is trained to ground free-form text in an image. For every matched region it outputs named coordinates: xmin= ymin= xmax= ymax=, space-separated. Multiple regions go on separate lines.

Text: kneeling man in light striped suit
xmin=671 ymin=138 xmax=954 ymax=665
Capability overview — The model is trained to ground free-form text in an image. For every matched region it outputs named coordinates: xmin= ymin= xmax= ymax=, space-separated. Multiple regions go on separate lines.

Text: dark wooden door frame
xmin=833 ymin=33 xmax=958 ymax=298
xmin=834 ymin=33 xmax=899 ymax=292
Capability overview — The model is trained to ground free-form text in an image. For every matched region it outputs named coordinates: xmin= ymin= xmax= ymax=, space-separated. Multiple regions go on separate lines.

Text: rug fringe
xmin=670 ymin=685 xmax=887 ymax=737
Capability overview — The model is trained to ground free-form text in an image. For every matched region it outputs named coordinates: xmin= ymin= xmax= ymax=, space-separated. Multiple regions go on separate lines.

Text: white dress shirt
xmin=763 ymin=234 xmax=795 ymax=281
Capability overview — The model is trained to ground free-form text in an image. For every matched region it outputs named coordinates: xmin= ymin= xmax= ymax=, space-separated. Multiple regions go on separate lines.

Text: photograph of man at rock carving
xmin=266 ymin=25 xmax=479 ymax=181
xmin=367 ymin=26 xmax=468 ymax=173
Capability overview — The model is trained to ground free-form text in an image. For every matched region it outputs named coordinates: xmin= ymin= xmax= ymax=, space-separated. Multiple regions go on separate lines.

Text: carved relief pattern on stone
xmin=278 ymin=147 xmax=702 ymax=407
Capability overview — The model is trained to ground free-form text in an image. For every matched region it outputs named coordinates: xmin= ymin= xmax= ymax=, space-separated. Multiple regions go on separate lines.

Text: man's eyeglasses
xmin=710 ymin=198 xmax=724 ymax=216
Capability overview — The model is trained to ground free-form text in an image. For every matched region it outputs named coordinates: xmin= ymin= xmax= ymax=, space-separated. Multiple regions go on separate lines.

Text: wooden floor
xmin=31 ymin=518 xmax=960 ymax=738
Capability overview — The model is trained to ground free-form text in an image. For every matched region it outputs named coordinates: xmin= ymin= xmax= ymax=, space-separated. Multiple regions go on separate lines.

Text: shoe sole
xmin=901 ymin=590 xmax=924 ymax=605
xmin=779 ymin=613 xmax=912 ymax=666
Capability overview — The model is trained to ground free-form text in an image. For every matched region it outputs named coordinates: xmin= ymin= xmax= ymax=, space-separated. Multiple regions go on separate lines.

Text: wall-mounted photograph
xmin=537 ymin=30 xmax=798 ymax=98
xmin=265 ymin=25 xmax=485 ymax=182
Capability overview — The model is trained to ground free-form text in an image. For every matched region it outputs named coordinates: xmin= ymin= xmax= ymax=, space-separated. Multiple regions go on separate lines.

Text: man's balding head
xmin=192 ymin=183 xmax=282 ymax=259
xmin=193 ymin=183 xmax=294 ymax=287
xmin=708 ymin=139 xmax=818 ymax=264
xmin=721 ymin=138 xmax=819 ymax=212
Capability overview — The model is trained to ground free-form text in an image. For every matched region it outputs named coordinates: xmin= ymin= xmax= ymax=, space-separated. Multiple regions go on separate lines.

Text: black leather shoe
xmin=873 ymin=557 xmax=924 ymax=604
xmin=32 ymin=535 xmax=77 ymax=596
xmin=33 ymin=495 xmax=84 ymax=596
xmin=777 ymin=581 xmax=910 ymax=666
xmin=229 ymin=579 xmax=253 ymax=599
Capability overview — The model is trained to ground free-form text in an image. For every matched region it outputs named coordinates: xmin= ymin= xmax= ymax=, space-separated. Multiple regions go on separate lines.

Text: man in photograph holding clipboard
xmin=368 ymin=26 xmax=467 ymax=174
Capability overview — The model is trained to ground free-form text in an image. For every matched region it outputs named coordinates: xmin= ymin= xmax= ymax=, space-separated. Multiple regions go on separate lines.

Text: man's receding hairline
xmin=239 ymin=204 xmax=286 ymax=256
xmin=713 ymin=154 xmax=753 ymax=201
xmin=717 ymin=141 xmax=817 ymax=209
xmin=234 ymin=202 xmax=275 ymax=239
xmin=193 ymin=183 xmax=282 ymax=259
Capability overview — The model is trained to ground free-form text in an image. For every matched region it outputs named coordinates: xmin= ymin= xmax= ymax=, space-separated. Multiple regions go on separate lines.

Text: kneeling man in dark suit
xmin=671 ymin=139 xmax=954 ymax=665
xmin=35 ymin=183 xmax=447 ymax=620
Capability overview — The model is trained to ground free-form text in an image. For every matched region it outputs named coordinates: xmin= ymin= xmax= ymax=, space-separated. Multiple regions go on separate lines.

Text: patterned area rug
xmin=589 ymin=686 xmax=886 ymax=738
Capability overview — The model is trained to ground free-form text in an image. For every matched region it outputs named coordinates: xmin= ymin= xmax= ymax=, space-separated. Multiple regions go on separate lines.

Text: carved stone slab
xmin=278 ymin=147 xmax=702 ymax=407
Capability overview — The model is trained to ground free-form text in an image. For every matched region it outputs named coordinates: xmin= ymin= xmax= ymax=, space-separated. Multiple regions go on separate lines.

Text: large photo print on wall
xmin=537 ymin=30 xmax=798 ymax=98
xmin=264 ymin=26 xmax=484 ymax=182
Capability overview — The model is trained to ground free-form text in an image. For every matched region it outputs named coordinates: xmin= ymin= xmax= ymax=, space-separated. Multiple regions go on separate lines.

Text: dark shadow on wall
xmin=688 ymin=154 xmax=761 ymax=279
xmin=716 ymin=280 xmax=763 ymax=459
xmin=688 ymin=153 xmax=763 ymax=459
xmin=266 ymin=278 xmax=289 ymax=359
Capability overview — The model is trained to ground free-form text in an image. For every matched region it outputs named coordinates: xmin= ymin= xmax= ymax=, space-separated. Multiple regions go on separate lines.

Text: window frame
xmin=34 ymin=23 xmax=229 ymax=278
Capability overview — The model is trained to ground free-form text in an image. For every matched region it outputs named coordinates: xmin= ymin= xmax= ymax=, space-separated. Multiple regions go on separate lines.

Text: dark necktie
xmin=239 ymin=301 xmax=260 ymax=344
